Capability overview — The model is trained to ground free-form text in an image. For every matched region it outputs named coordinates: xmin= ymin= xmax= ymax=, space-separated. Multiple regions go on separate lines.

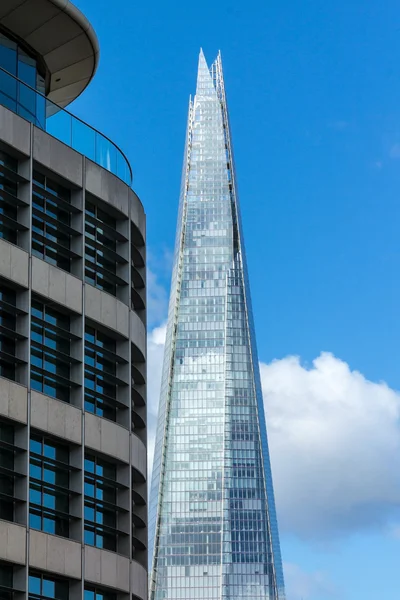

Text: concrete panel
xmin=29 ymin=530 xmax=81 ymax=579
xmin=0 ymin=378 xmax=28 ymax=424
xmin=31 ymin=257 xmax=82 ymax=313
xmin=85 ymin=546 xmax=130 ymax=592
xmin=0 ymin=239 xmax=29 ymax=288
xmin=131 ymin=433 xmax=147 ymax=479
xmin=130 ymin=311 xmax=146 ymax=360
xmin=0 ymin=521 xmax=26 ymax=565
xmin=31 ymin=391 xmax=82 ymax=444
xmin=85 ymin=285 xmax=129 ymax=336
xmin=85 ymin=413 xmax=129 ymax=463
xmin=0 ymin=105 xmax=31 ymax=156
xmin=33 ymin=127 xmax=83 ymax=187
xmin=129 ymin=189 xmax=146 ymax=243
xmin=85 ymin=160 xmax=130 ymax=217
xmin=131 ymin=560 xmax=148 ymax=600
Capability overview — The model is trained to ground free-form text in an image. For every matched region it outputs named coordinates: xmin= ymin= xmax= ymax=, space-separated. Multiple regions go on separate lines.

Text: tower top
xmin=195 ymin=49 xmax=223 ymax=97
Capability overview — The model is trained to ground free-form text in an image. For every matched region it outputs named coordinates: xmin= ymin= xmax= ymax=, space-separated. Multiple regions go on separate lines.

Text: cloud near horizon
xmin=147 ymin=325 xmax=400 ymax=541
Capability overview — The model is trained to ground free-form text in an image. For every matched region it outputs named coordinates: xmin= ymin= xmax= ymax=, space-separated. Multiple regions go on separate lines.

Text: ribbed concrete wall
xmin=0 ymin=104 xmax=147 ymax=600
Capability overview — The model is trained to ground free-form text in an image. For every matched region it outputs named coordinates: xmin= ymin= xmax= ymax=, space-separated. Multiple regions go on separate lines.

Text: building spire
xmin=196 ymin=48 xmax=216 ymax=97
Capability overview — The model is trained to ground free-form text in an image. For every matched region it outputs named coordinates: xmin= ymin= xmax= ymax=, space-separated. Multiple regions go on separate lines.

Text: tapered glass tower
xmin=149 ymin=51 xmax=285 ymax=600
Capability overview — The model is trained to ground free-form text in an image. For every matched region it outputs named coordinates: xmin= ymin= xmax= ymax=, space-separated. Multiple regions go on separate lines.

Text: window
xmin=0 ymin=32 xmax=46 ymax=128
xmin=84 ymin=587 xmax=116 ymax=600
xmin=29 ymin=434 xmax=70 ymax=538
xmin=0 ymin=283 xmax=21 ymax=382
xmin=130 ymin=222 xmax=145 ymax=314
xmin=0 ymin=421 xmax=16 ymax=522
xmin=0 ymin=563 xmax=14 ymax=600
xmin=85 ymin=200 xmax=127 ymax=296
xmin=32 ymin=172 xmax=77 ymax=273
xmin=84 ymin=454 xmax=123 ymax=551
xmin=31 ymin=300 xmax=74 ymax=402
xmin=28 ymin=573 xmax=68 ymax=600
xmin=85 ymin=326 xmax=125 ymax=422
xmin=0 ymin=151 xmax=22 ymax=245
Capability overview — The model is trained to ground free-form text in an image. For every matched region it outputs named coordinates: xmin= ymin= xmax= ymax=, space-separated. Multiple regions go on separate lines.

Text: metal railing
xmin=0 ymin=66 xmax=132 ymax=186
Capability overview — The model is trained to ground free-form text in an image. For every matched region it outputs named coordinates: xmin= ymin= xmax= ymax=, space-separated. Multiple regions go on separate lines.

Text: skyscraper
xmin=149 ymin=51 xmax=285 ymax=600
xmin=0 ymin=2 xmax=147 ymax=599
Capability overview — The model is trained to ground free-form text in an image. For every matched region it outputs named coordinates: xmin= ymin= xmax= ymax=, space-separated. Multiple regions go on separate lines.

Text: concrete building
xmin=0 ymin=2 xmax=147 ymax=600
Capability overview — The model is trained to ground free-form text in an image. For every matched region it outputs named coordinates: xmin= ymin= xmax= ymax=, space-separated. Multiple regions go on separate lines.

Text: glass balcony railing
xmin=0 ymin=66 xmax=132 ymax=186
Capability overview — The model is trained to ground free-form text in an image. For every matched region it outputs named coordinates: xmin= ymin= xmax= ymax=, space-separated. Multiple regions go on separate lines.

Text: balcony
xmin=0 ymin=66 xmax=132 ymax=186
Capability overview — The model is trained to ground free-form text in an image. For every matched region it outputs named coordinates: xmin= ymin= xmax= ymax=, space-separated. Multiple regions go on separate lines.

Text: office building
xmin=149 ymin=51 xmax=285 ymax=600
xmin=0 ymin=2 xmax=147 ymax=600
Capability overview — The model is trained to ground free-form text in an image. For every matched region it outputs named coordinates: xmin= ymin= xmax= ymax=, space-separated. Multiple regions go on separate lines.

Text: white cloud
xmin=147 ymin=331 xmax=400 ymax=540
xmin=284 ymin=562 xmax=337 ymax=600
xmin=147 ymin=269 xmax=169 ymax=327
xmin=261 ymin=353 xmax=400 ymax=539
xmin=147 ymin=323 xmax=167 ymax=476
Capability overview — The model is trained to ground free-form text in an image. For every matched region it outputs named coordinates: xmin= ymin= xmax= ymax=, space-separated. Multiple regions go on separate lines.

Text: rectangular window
xmin=28 ymin=573 xmax=68 ymax=600
xmin=85 ymin=200 xmax=127 ymax=297
xmin=84 ymin=453 xmax=121 ymax=551
xmin=29 ymin=434 xmax=70 ymax=538
xmin=32 ymin=171 xmax=76 ymax=273
xmin=30 ymin=300 xmax=72 ymax=402
xmin=0 ymin=421 xmax=15 ymax=522
xmin=84 ymin=587 xmax=116 ymax=600
xmin=84 ymin=326 xmax=120 ymax=422
xmin=0 ymin=151 xmax=19 ymax=245
xmin=0 ymin=283 xmax=19 ymax=382
xmin=0 ymin=563 xmax=14 ymax=600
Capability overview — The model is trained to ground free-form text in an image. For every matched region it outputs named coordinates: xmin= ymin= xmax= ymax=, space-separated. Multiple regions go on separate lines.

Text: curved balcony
xmin=0 ymin=66 xmax=132 ymax=186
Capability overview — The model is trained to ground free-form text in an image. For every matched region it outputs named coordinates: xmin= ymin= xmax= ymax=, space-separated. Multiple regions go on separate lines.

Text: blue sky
xmin=70 ymin=1 xmax=400 ymax=598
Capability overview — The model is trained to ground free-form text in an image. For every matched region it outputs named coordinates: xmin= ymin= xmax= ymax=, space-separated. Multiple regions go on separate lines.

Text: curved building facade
xmin=0 ymin=3 xmax=147 ymax=600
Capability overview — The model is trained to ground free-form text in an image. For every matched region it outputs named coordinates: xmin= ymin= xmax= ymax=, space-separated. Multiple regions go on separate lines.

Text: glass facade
xmin=84 ymin=325 xmax=124 ymax=421
xmin=29 ymin=434 xmax=71 ymax=537
xmin=0 ymin=284 xmax=17 ymax=381
xmin=84 ymin=587 xmax=116 ymax=600
xmin=0 ymin=563 xmax=14 ymax=600
xmin=32 ymin=171 xmax=77 ymax=273
xmin=31 ymin=300 xmax=74 ymax=402
xmin=0 ymin=29 xmax=132 ymax=185
xmin=149 ymin=52 xmax=285 ymax=600
xmin=0 ymin=421 xmax=16 ymax=522
xmin=28 ymin=573 xmax=68 ymax=600
xmin=85 ymin=201 xmax=127 ymax=296
xmin=0 ymin=32 xmax=45 ymax=128
xmin=84 ymin=453 xmax=124 ymax=551
xmin=0 ymin=150 xmax=19 ymax=245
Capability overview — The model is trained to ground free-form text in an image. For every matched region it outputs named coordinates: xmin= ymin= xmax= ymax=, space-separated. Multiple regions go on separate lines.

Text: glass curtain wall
xmin=0 ymin=32 xmax=45 ymax=127
xmin=149 ymin=51 xmax=286 ymax=600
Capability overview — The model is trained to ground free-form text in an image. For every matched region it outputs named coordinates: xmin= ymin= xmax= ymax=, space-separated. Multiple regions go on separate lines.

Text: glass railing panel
xmin=0 ymin=66 xmax=132 ymax=186
xmin=18 ymin=79 xmax=37 ymax=124
xmin=71 ymin=115 xmax=96 ymax=162
xmin=36 ymin=93 xmax=46 ymax=129
xmin=0 ymin=69 xmax=17 ymax=113
xmin=46 ymin=106 xmax=72 ymax=147
xmin=95 ymin=132 xmax=117 ymax=175
xmin=117 ymin=151 xmax=129 ymax=184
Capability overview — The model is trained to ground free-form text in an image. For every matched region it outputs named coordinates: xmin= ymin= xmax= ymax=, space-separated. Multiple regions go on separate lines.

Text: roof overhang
xmin=0 ymin=0 xmax=99 ymax=108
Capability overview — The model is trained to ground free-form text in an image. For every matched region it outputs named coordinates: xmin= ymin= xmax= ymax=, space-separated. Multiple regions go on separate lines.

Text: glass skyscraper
xmin=149 ymin=51 xmax=285 ymax=600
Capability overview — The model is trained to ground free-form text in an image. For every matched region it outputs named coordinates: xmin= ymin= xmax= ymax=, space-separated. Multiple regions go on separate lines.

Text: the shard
xmin=149 ymin=50 xmax=286 ymax=600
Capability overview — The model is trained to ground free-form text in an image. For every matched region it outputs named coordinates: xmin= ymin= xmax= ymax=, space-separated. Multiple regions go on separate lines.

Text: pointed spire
xmin=196 ymin=48 xmax=216 ymax=97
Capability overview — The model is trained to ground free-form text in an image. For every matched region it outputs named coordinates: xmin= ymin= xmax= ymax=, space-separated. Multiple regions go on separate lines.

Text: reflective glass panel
xmin=149 ymin=52 xmax=286 ymax=600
